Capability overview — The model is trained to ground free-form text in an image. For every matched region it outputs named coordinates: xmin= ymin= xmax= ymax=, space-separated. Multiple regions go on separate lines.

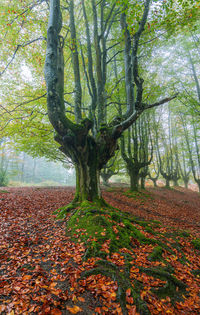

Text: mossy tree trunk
xmin=165 ymin=177 xmax=170 ymax=188
xmin=140 ymin=165 xmax=149 ymax=189
xmin=74 ymin=153 xmax=101 ymax=203
xmin=152 ymin=178 xmax=158 ymax=187
xmin=173 ymin=178 xmax=179 ymax=186
xmin=55 ymin=124 xmax=118 ymax=204
xmin=129 ymin=166 xmax=140 ymax=192
xmin=141 ymin=176 xmax=145 ymax=189
xmin=183 ymin=177 xmax=189 ymax=189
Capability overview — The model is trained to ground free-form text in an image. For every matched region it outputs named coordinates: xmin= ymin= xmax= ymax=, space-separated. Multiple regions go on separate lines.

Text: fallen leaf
xmin=66 ymin=305 xmax=83 ymax=314
xmin=51 ymin=308 xmax=62 ymax=315
xmin=22 ymin=275 xmax=32 ymax=280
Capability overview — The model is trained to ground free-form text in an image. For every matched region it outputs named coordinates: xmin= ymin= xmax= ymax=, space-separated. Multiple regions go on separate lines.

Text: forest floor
xmin=0 ymin=186 xmax=200 ymax=314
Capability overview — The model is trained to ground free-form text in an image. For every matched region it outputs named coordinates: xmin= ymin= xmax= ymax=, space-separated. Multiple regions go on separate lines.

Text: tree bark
xmin=141 ymin=176 xmax=145 ymax=190
xmin=128 ymin=165 xmax=140 ymax=191
xmin=183 ymin=177 xmax=189 ymax=189
xmin=74 ymin=158 xmax=101 ymax=203
xmin=165 ymin=178 xmax=170 ymax=188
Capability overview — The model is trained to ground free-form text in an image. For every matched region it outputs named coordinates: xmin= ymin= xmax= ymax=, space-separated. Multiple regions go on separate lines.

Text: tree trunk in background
xmin=173 ymin=179 xmax=179 ymax=186
xmin=165 ymin=178 xmax=170 ymax=188
xmin=183 ymin=178 xmax=189 ymax=189
xmin=141 ymin=177 xmax=145 ymax=189
xmin=129 ymin=166 xmax=140 ymax=192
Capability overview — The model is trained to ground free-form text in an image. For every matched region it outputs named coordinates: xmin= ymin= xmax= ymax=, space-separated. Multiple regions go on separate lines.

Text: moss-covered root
xmin=81 ymin=260 xmax=150 ymax=315
xmin=148 ymin=246 xmax=163 ymax=261
xmin=53 ymin=201 xmax=79 ymax=219
xmin=191 ymin=238 xmax=200 ymax=250
xmin=140 ymin=267 xmax=187 ymax=303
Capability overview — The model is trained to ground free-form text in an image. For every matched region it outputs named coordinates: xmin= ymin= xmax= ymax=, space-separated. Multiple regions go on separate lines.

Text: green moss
xmin=140 ymin=266 xmax=187 ymax=303
xmin=123 ymin=190 xmax=153 ymax=202
xmin=80 ymin=200 xmax=93 ymax=208
xmin=20 ymin=263 xmax=35 ymax=271
xmin=109 ymin=229 xmax=132 ymax=253
xmin=93 ymin=215 xmax=110 ymax=227
xmin=56 ymin=199 xmax=195 ymax=312
xmin=192 ymin=238 xmax=200 ymax=250
xmin=81 ymin=260 xmax=150 ymax=315
xmin=53 ymin=201 xmax=78 ymax=219
xmin=179 ymin=230 xmax=190 ymax=238
xmin=66 ymin=204 xmax=166 ymax=258
xmin=111 ymin=212 xmax=122 ymax=222
xmin=148 ymin=246 xmax=163 ymax=261
xmin=132 ymin=219 xmax=150 ymax=227
xmin=144 ymin=226 xmax=157 ymax=235
xmin=191 ymin=269 xmax=200 ymax=276
xmin=163 ymin=231 xmax=179 ymax=239
xmin=67 ymin=209 xmax=109 ymax=240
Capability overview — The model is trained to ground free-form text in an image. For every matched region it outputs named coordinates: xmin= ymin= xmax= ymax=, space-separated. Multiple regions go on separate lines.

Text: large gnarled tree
xmin=44 ymin=0 xmax=176 ymax=205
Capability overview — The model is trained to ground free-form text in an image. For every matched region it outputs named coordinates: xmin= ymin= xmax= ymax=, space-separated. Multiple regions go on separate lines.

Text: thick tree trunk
xmin=173 ymin=179 xmax=179 ymax=187
xmin=152 ymin=179 xmax=157 ymax=187
xmin=74 ymin=160 xmax=101 ymax=203
xmin=183 ymin=178 xmax=189 ymax=189
xmin=196 ymin=180 xmax=200 ymax=193
xmin=55 ymin=123 xmax=118 ymax=205
xmin=165 ymin=178 xmax=170 ymax=188
xmin=129 ymin=169 xmax=139 ymax=191
xmin=141 ymin=176 xmax=145 ymax=189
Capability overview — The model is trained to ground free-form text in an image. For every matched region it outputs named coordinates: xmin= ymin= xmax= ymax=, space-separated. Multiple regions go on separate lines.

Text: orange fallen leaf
xmin=95 ymin=307 xmax=101 ymax=314
xmin=126 ymin=288 xmax=131 ymax=296
xmin=110 ymin=292 xmax=116 ymax=300
xmin=128 ymin=305 xmax=136 ymax=314
xmin=22 ymin=275 xmax=32 ymax=280
xmin=0 ymin=305 xmax=6 ymax=312
xmin=78 ymin=296 xmax=85 ymax=302
xmin=66 ymin=305 xmax=83 ymax=314
xmin=51 ymin=308 xmax=62 ymax=315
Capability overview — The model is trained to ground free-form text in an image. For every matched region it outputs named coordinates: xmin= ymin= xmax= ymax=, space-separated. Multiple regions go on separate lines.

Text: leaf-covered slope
xmin=0 ymin=187 xmax=200 ymax=314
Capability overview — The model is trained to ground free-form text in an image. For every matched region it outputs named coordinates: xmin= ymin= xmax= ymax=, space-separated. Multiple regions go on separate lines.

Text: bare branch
xmin=143 ymin=94 xmax=178 ymax=110
xmin=0 ymin=37 xmax=46 ymax=77
xmin=1 ymin=93 xmax=47 ymax=114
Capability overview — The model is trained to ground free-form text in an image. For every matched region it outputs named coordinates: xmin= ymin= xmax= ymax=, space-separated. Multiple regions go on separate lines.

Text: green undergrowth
xmin=53 ymin=202 xmax=198 ymax=314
